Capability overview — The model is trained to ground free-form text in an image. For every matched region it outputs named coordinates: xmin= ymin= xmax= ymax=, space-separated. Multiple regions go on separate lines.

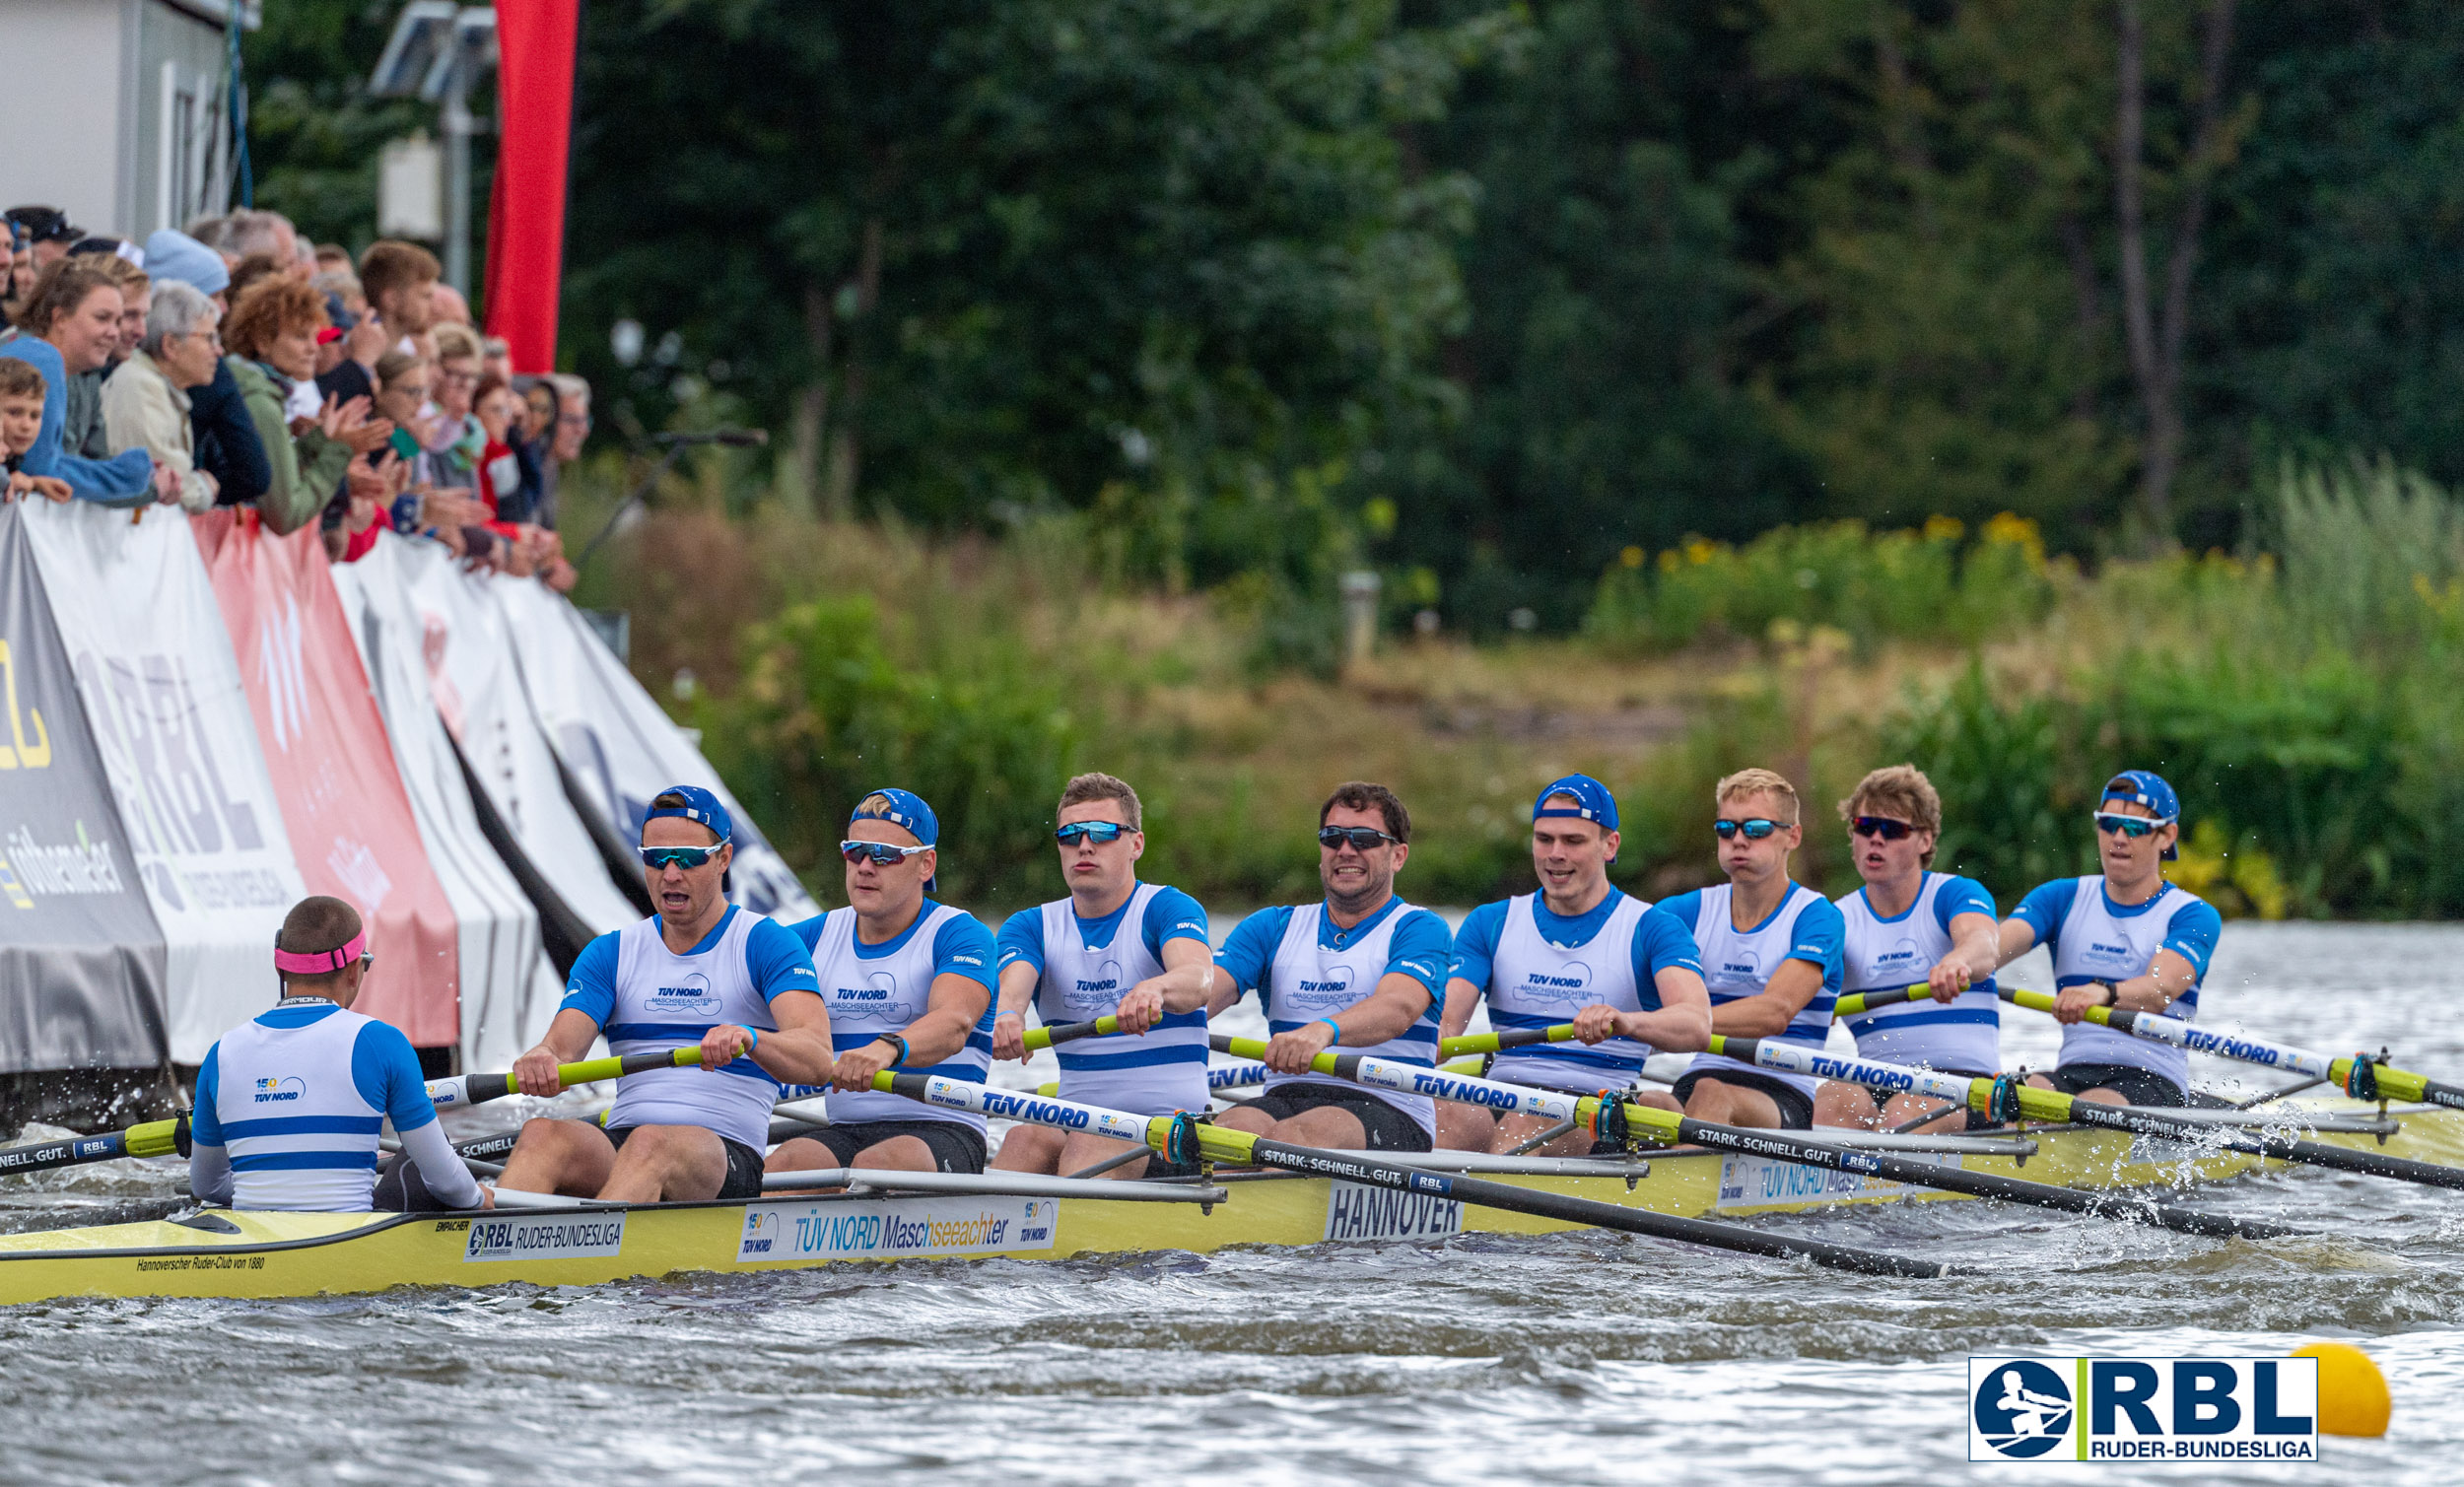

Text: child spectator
xmin=0 ymin=358 xmax=73 ymax=503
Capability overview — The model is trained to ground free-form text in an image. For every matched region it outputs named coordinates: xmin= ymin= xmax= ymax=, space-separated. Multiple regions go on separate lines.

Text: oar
xmin=1439 ymin=1025 xmax=1572 ymax=1057
xmin=1976 ymin=985 xmax=2464 ymax=1112
xmin=424 ymin=1047 xmax=715 ymax=1110
xmin=1036 ymin=1061 xmax=1267 ymax=1099
xmin=1022 ymin=1016 xmax=1123 ymax=1053
xmin=870 ymin=1069 xmax=1958 ymax=1278
xmin=1710 ymin=1035 xmax=2464 ymax=1191
xmin=1209 ymin=1034 xmax=2292 ymax=1241
xmin=0 ymin=1117 xmax=188 ymax=1178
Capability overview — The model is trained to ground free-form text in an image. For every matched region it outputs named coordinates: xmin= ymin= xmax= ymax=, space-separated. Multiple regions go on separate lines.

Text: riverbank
xmin=567 ymin=457 xmax=2462 ymax=918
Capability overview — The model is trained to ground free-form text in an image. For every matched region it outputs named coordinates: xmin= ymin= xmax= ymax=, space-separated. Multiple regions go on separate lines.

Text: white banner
xmin=329 ymin=533 xmax=562 ymax=1069
xmin=391 ymin=541 xmax=639 ymax=943
xmin=493 ymin=575 xmax=819 ymax=923
xmin=20 ymin=503 xmax=305 ymax=1061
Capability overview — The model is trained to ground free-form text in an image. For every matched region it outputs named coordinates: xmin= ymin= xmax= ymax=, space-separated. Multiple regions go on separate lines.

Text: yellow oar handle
xmin=1022 ymin=1015 xmax=1123 ymax=1052
xmin=1438 ymin=1025 xmax=1575 ymax=1057
xmin=1827 ymin=983 xmax=1935 ymax=1018
xmin=123 ymin=1118 xmax=182 ymax=1160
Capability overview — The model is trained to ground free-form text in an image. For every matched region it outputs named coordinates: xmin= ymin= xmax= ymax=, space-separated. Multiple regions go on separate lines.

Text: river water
xmin=1 ymin=921 xmax=2460 ymax=1485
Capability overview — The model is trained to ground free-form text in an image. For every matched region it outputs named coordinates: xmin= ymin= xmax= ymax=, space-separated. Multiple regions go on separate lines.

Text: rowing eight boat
xmin=2 ymin=1097 xmax=2454 ymax=1305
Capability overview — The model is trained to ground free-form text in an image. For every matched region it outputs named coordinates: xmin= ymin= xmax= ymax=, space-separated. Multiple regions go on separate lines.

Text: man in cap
xmin=771 ymin=788 xmax=1002 ymax=1176
xmin=1435 ymin=776 xmax=1710 ymax=1154
xmin=188 ymin=896 xmax=491 ymax=1213
xmin=1990 ymin=771 xmax=2221 ymax=1107
xmin=498 ymin=786 xmax=837 ymax=1200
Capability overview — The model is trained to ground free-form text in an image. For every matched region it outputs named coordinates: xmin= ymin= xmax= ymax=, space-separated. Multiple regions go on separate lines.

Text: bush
xmin=1584 ymin=512 xmax=2056 ymax=654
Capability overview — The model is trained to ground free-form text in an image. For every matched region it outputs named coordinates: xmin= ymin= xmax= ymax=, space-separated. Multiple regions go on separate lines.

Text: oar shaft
xmin=0 ymin=1116 xmax=183 ymax=1177
xmin=427 ymin=1047 xmax=706 ymax=1110
xmin=1830 ymin=984 xmax=1929 ymax=1019
xmin=1023 ymin=1016 xmax=1123 ymax=1053
xmin=1438 ymin=1025 xmax=1572 ymax=1057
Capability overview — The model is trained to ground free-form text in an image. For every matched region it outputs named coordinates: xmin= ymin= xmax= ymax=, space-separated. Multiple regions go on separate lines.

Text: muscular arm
xmin=991 ymin=962 xmax=1042 ymax=1060
xmin=1204 ymin=969 xmax=1242 ymax=1015
xmin=1266 ymin=972 xmax=1434 ymax=1074
xmin=1439 ymin=976 xmax=1482 ymax=1041
xmin=1593 ymin=966 xmax=1710 ymax=1052
xmin=1150 ymin=937 xmax=1216 ymax=1013
xmin=1928 ymin=911 xmax=2005 ymax=999
xmin=740 ymin=989 xmax=834 ymax=1086
xmin=1708 ymin=958 xmax=1825 ymax=1038
xmin=1994 ymin=915 xmax=2041 ymax=970
xmin=511 ymin=1007 xmax=606 ymax=1097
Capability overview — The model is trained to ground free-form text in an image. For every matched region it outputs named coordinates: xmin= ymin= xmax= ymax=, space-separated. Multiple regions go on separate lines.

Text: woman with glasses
xmin=770 ymin=788 xmax=1003 ymax=1178
xmin=1207 ymin=782 xmax=1454 ymax=1153
xmin=986 ymin=773 xmax=1215 ymax=1179
xmin=496 ymin=786 xmax=836 ymax=1202
xmin=1636 ymin=768 xmax=1844 ymax=1131
xmin=101 ymin=281 xmax=223 ymax=511
xmin=1989 ymin=771 xmax=2220 ymax=1109
xmin=188 ymin=896 xmax=492 ymax=1216
xmin=1814 ymin=766 xmax=2006 ymax=1132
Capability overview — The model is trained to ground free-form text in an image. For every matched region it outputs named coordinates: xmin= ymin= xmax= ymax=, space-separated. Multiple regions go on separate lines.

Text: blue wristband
xmin=1314 ymin=1016 xmax=1341 ymax=1043
xmin=739 ymin=1024 xmax=759 ymax=1053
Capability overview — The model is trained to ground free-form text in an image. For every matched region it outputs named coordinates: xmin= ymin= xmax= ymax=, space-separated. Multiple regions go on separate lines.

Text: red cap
xmin=316 ymin=326 xmax=345 ymax=345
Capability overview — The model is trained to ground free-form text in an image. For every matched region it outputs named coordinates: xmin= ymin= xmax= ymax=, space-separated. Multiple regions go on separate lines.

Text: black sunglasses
xmin=1713 ymin=818 xmax=1783 ymax=841
xmin=1319 ymin=825 xmax=1400 ymax=851
xmin=1851 ymin=816 xmax=1914 ymax=841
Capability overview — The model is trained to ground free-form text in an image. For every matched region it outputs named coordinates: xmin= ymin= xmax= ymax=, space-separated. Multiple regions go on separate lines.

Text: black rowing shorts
xmin=1670 ymin=1068 xmax=1816 ymax=1129
xmin=1224 ymin=1081 xmax=1434 ymax=1153
xmin=605 ymin=1123 xmax=767 ymax=1199
xmin=2039 ymin=1062 xmax=2188 ymax=1109
xmin=794 ymin=1118 xmax=989 ymax=1174
xmin=1845 ymin=1068 xmax=2004 ymax=1131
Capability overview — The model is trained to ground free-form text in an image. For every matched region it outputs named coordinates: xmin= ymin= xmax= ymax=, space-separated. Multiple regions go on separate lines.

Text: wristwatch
xmin=872 ymin=1033 xmax=911 ymax=1067
xmin=2092 ymin=980 xmax=2119 ymax=1007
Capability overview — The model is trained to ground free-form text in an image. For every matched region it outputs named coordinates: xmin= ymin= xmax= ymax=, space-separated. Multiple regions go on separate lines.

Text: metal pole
xmin=443 ymin=65 xmax=471 ymax=297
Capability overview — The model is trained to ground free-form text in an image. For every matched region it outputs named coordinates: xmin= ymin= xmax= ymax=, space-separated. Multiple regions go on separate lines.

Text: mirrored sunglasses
xmin=1851 ymin=816 xmax=1914 ymax=841
xmin=2092 ymin=811 xmax=2169 ymax=839
xmin=841 ymin=840 xmax=932 ymax=866
xmin=641 ymin=844 xmax=725 ymax=869
xmin=1713 ymin=818 xmax=1782 ymax=841
xmin=1055 ymin=822 xmax=1129 ymax=845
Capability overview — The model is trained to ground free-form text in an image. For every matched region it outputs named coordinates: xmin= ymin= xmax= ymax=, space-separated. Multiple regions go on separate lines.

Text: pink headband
xmin=274 ymin=929 xmax=367 ymax=977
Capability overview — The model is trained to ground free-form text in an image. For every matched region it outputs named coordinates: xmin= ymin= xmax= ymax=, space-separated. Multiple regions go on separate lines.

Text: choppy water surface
xmin=4 ymin=922 xmax=2463 ymax=1485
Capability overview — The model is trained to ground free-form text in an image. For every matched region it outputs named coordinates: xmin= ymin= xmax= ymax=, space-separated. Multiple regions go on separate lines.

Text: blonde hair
xmin=432 ymin=322 xmax=480 ymax=363
xmin=1057 ymin=772 xmax=1142 ymax=832
xmin=1714 ymin=767 xmax=1800 ymax=824
xmin=1840 ymin=764 xmax=1943 ymax=866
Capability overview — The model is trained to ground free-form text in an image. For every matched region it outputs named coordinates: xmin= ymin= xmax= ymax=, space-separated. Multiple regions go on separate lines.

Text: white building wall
xmin=0 ymin=0 xmax=129 ymax=236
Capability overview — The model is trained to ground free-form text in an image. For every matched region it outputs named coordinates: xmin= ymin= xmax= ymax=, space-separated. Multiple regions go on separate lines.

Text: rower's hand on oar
xmin=2050 ymin=983 xmax=2109 ymax=1024
xmin=991 ymin=1012 xmax=1030 ymax=1061
xmin=511 ymin=1043 xmax=564 ymax=1098
xmin=1115 ymin=981 xmax=1166 ymax=1036
xmin=832 ymin=1039 xmax=899 ymax=1092
xmin=697 ymin=1024 xmax=754 ymax=1071
xmin=1570 ymin=1004 xmax=1625 ymax=1044
xmin=1264 ymin=1020 xmax=1337 ymax=1074
xmin=1927 ymin=963 xmax=1973 ymax=1002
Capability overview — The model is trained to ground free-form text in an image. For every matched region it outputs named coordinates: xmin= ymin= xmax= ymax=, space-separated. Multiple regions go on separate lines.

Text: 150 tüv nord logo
xmin=1970 ymin=1357 xmax=2318 ymax=1462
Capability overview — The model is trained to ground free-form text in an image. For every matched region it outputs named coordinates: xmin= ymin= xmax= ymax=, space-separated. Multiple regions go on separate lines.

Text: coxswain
xmin=1814 ymin=765 xmax=2005 ymax=1132
xmin=496 ymin=786 xmax=835 ymax=1200
xmin=1435 ymin=775 xmax=1709 ymax=1154
xmin=1208 ymin=782 xmax=1453 ymax=1152
xmin=189 ymin=896 xmax=491 ymax=1213
xmin=1634 ymin=768 xmax=1844 ymax=1130
xmin=989 ymin=773 xmax=1214 ymax=1177
xmin=769 ymin=788 xmax=1001 ymax=1176
xmin=1993 ymin=770 xmax=2221 ymax=1107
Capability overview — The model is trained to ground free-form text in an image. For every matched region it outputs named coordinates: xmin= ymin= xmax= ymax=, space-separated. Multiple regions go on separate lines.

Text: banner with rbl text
xmin=1970 ymin=1356 xmax=2319 ymax=1463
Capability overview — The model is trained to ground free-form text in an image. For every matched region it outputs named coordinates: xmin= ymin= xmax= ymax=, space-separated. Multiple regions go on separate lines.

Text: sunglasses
xmin=2092 ymin=811 xmax=2171 ymax=839
xmin=1850 ymin=816 xmax=1914 ymax=841
xmin=1056 ymin=822 xmax=1129 ymax=845
xmin=641 ymin=844 xmax=727 ymax=870
xmin=1713 ymin=818 xmax=1784 ymax=841
xmin=841 ymin=840 xmax=932 ymax=866
xmin=1319 ymin=825 xmax=1400 ymax=851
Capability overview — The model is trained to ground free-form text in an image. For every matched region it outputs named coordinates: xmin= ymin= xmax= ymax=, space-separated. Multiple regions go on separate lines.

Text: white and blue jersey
xmin=561 ymin=906 xmax=819 ymax=1153
xmin=1214 ymin=897 xmax=1452 ymax=1135
xmin=2011 ymin=876 xmax=2222 ymax=1094
xmin=794 ymin=901 xmax=998 ymax=1131
xmin=996 ymin=882 xmax=1212 ymax=1115
xmin=1666 ymin=882 xmax=1844 ymax=1099
xmin=1836 ymin=873 xmax=2002 ymax=1075
xmin=1450 ymin=890 xmax=1702 ymax=1093
xmin=190 ymin=999 xmax=439 ymax=1211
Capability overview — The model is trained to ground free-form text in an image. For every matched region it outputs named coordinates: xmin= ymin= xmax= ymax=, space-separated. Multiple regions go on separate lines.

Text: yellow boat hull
xmin=2 ymin=1104 xmax=2451 ymax=1306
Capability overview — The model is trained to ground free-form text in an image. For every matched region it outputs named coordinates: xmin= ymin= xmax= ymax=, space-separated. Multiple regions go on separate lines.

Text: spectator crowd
xmin=1 ymin=204 xmax=585 ymax=587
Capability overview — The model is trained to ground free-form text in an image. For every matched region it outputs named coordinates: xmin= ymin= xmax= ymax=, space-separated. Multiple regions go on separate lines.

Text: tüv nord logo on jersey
xmin=1287 ymin=965 xmax=1355 ymax=1011
xmin=836 ymin=971 xmax=922 ymax=1023
xmin=650 ymin=973 xmax=723 ymax=1018
xmin=1062 ymin=959 xmax=1125 ymax=1014
xmin=1517 ymin=963 xmax=1594 ymax=1005
xmin=252 ymin=1076 xmax=307 ymax=1104
xmin=1969 ymin=1357 xmax=2317 ymax=1462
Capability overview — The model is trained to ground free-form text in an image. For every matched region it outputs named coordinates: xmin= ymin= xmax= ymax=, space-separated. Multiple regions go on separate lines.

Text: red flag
xmin=194 ymin=514 xmax=463 ymax=1048
xmin=484 ymin=0 xmax=581 ymax=374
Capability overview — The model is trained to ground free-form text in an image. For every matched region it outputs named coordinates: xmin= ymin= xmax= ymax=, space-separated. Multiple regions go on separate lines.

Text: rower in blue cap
xmin=1990 ymin=770 xmax=2222 ymax=1108
xmin=770 ymin=788 xmax=1003 ymax=1177
xmin=499 ymin=786 xmax=836 ymax=1201
xmin=1434 ymin=775 xmax=1711 ymax=1154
